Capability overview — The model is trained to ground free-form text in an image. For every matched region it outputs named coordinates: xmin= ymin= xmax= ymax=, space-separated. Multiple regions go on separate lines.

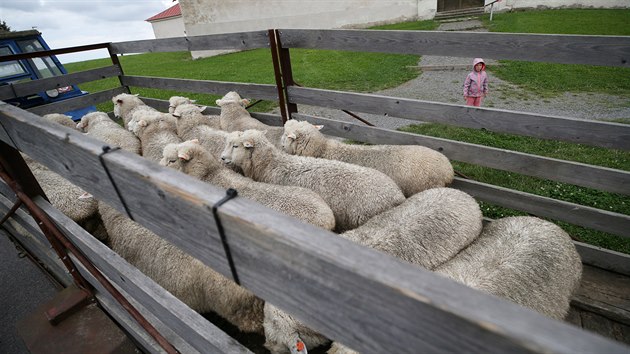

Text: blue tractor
xmin=0 ymin=30 xmax=95 ymax=121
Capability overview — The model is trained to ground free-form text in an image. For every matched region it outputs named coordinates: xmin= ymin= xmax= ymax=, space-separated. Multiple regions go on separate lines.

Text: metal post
xmin=275 ymin=30 xmax=298 ymax=118
xmin=268 ymin=29 xmax=289 ymax=123
xmin=490 ymin=3 xmax=495 ymax=21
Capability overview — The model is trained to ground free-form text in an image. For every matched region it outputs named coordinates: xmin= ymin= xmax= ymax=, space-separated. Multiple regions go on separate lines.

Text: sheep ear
xmin=243 ymin=140 xmax=254 ymax=148
xmin=133 ymin=94 xmax=140 ymax=97
xmin=215 ymin=99 xmax=222 ymax=106
xmin=138 ymin=120 xmax=147 ymax=127
xmin=191 ymin=99 xmax=197 ymax=103
xmin=314 ymin=125 xmax=324 ymax=130
xmin=178 ymin=151 xmax=191 ymax=161
xmin=241 ymin=98 xmax=250 ymax=106
xmin=287 ymin=133 xmax=296 ymax=140
xmin=198 ymin=106 xmax=207 ymax=112
xmin=189 ymin=139 xmax=200 ymax=145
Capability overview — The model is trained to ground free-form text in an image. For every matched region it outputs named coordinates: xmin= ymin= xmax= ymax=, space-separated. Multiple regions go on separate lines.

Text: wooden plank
xmin=121 ymin=76 xmax=278 ymax=101
xmin=110 ymin=31 xmax=270 ymax=54
xmin=0 ymin=66 xmax=122 ymax=100
xmin=293 ymin=113 xmax=630 ymax=196
xmin=1 ymin=102 xmax=627 ymax=353
xmin=36 ymin=198 xmax=250 ymax=354
xmin=278 ymin=29 xmax=630 ymax=67
xmin=451 ymin=177 xmax=630 ymax=239
xmin=0 ymin=191 xmax=72 ymax=286
xmin=27 ymin=87 xmax=127 ymax=116
xmin=139 ymin=97 xmax=284 ymax=125
xmin=288 ymin=87 xmax=630 ymax=151
xmin=576 ymin=242 xmax=630 ymax=277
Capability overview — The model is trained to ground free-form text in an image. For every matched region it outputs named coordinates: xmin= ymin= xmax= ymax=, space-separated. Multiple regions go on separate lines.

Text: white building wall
xmin=150 ymin=17 xmax=186 ymax=39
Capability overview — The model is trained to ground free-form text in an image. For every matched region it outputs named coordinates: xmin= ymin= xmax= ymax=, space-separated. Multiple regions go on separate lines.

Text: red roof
xmin=145 ymin=3 xmax=181 ymax=22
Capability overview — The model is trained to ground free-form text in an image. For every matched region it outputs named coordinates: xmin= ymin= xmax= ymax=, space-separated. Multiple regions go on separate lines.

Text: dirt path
xmin=290 ymin=19 xmax=630 ymax=130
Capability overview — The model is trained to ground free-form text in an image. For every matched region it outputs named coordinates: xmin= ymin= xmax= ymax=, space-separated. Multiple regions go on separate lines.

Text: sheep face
xmin=215 ymin=91 xmax=250 ymax=107
xmin=160 ymin=140 xmax=206 ymax=176
xmin=168 ymin=96 xmax=196 ymax=114
xmin=220 ymin=130 xmax=261 ymax=175
xmin=112 ymin=93 xmax=141 ymax=118
xmin=281 ymin=120 xmax=323 ymax=155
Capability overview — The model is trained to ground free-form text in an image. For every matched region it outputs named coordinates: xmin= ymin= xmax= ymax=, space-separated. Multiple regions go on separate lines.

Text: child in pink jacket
xmin=463 ymin=58 xmax=488 ymax=107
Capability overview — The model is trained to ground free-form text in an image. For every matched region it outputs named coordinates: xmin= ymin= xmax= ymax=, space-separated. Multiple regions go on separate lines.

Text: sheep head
xmin=160 ymin=139 xmax=202 ymax=172
xmin=215 ymin=91 xmax=250 ymax=107
xmin=112 ymin=93 xmax=141 ymax=118
xmin=281 ymin=120 xmax=324 ymax=155
xmin=172 ymin=103 xmax=206 ymax=118
xmin=76 ymin=112 xmax=109 ymax=132
xmin=168 ymin=96 xmax=196 ymax=114
xmin=221 ymin=129 xmax=268 ymax=176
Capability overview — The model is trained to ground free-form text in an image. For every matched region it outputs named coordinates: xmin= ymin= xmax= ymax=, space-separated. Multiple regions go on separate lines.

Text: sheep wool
xmin=172 ymin=104 xmax=225 ymax=157
xmin=282 ymin=120 xmax=454 ymax=197
xmin=112 ymin=93 xmax=158 ymax=129
xmin=130 ymin=111 xmax=181 ymax=162
xmin=436 ymin=216 xmax=583 ymax=320
xmin=263 ymin=187 xmax=483 ymax=353
xmin=216 ymin=91 xmax=284 ymax=148
xmin=161 ymin=140 xmax=336 ymax=231
xmin=98 ymin=201 xmax=264 ymax=334
xmin=42 ymin=113 xmax=77 ymax=130
xmin=221 ymin=129 xmax=405 ymax=232
xmin=168 ymin=95 xmax=196 ymax=114
xmin=76 ymin=112 xmax=141 ymax=154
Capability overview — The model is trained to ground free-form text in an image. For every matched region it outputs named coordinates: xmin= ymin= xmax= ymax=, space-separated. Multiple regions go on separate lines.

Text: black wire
xmin=211 ymin=188 xmax=240 ymax=285
xmin=98 ymin=146 xmax=134 ymax=221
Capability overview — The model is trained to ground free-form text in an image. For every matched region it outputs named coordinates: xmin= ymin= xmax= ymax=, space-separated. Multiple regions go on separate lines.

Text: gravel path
xmin=287 ymin=20 xmax=630 ymax=130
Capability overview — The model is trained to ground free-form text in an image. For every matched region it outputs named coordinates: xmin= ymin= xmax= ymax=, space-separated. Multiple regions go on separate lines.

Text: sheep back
xmin=98 ymin=201 xmax=264 ymax=333
xmin=222 ymin=129 xmax=405 ymax=232
xmin=77 ymin=112 xmax=141 ymax=154
xmin=283 ymin=120 xmax=454 ymax=197
xmin=435 ymin=216 xmax=583 ymax=320
xmin=342 ymin=187 xmax=482 ymax=270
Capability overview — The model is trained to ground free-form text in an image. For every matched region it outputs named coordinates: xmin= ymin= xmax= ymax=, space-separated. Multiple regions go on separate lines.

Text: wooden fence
xmin=0 ymin=28 xmax=629 ymax=353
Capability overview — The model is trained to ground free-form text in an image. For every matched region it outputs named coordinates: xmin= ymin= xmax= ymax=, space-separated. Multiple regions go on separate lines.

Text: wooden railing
xmin=1 ymin=28 xmax=629 ymax=353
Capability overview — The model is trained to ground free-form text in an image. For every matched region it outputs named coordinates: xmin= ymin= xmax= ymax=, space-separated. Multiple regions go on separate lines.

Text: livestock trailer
xmin=0 ymin=28 xmax=628 ymax=353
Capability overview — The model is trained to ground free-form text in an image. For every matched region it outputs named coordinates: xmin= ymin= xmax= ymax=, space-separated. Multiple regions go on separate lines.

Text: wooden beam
xmin=0 ymin=66 xmax=122 ymax=101
xmin=278 ymin=29 xmax=630 ymax=67
xmin=27 ymin=87 xmax=127 ymax=116
xmin=0 ymin=101 xmax=627 ymax=354
xmin=121 ymin=76 xmax=278 ymax=101
xmin=292 ymin=114 xmax=630 ymax=196
xmin=289 ymin=87 xmax=630 ymax=151
xmin=110 ymin=31 xmax=270 ymax=54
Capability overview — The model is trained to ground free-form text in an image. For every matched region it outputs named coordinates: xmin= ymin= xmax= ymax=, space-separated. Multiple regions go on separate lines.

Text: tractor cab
xmin=0 ymin=30 xmax=95 ymax=120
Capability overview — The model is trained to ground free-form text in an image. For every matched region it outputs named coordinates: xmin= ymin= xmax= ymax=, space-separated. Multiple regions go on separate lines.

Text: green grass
xmin=483 ymin=9 xmax=630 ymax=96
xmin=369 ymin=19 xmax=439 ymax=31
xmin=400 ymin=123 xmax=630 ymax=254
xmin=66 ymin=48 xmax=419 ymax=112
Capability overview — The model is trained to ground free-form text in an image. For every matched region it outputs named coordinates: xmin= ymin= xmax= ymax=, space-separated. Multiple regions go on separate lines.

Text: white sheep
xmin=161 ymin=140 xmax=336 ymax=231
xmin=282 ymin=120 xmax=454 ymax=197
xmin=130 ymin=111 xmax=181 ymax=162
xmin=436 ymin=216 xmax=582 ymax=320
xmin=42 ymin=113 xmax=77 ymax=130
xmin=168 ymin=95 xmax=196 ymax=114
xmin=216 ymin=91 xmax=284 ymax=148
xmin=112 ymin=93 xmax=158 ymax=129
xmin=98 ymin=201 xmax=264 ymax=334
xmin=263 ymin=187 xmax=483 ymax=353
xmin=172 ymin=104 xmax=225 ymax=157
xmin=221 ymin=129 xmax=405 ymax=232
xmin=76 ymin=112 xmax=141 ymax=154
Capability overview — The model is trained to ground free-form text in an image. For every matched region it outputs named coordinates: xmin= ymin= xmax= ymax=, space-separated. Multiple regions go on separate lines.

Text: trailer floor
xmin=0 ymin=229 xmax=58 ymax=353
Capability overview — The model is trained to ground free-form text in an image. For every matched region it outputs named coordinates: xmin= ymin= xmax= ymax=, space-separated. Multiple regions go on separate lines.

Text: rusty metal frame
xmin=0 ymin=142 xmax=178 ymax=354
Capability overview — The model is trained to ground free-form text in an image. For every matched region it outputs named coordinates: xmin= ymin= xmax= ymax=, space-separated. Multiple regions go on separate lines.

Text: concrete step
xmin=435 ymin=7 xmax=484 ymax=20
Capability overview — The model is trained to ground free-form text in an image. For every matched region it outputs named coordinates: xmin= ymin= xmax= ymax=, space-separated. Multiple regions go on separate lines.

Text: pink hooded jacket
xmin=463 ymin=58 xmax=488 ymax=97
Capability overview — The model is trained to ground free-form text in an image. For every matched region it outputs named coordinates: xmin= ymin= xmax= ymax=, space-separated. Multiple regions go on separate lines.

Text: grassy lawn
xmin=483 ymin=9 xmax=630 ymax=96
xmin=65 ymin=48 xmax=419 ymax=112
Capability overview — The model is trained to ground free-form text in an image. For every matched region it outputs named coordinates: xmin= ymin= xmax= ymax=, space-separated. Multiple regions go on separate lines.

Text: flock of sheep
xmin=28 ymin=91 xmax=583 ymax=354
